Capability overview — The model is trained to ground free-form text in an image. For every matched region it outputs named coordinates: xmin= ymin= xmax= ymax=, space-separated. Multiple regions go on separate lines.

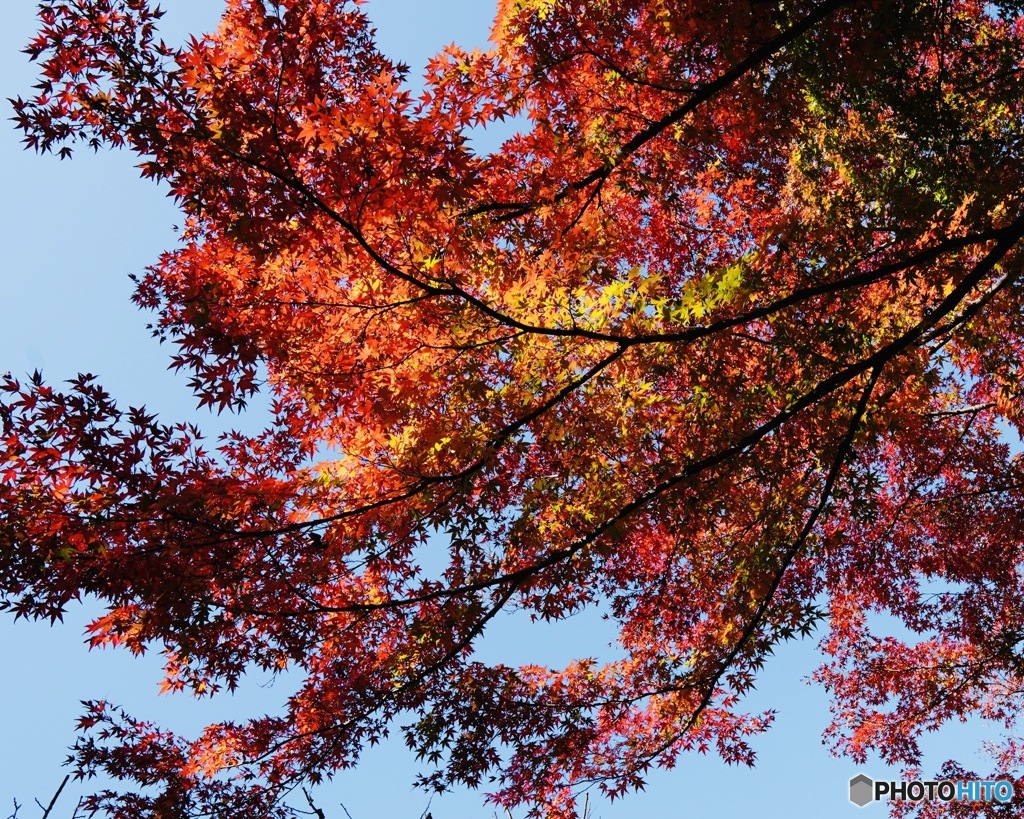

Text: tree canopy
xmin=5 ymin=1 xmax=1024 ymax=816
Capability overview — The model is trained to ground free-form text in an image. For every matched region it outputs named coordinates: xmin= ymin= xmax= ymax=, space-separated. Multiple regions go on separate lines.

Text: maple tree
xmin=5 ymin=0 xmax=1024 ymax=816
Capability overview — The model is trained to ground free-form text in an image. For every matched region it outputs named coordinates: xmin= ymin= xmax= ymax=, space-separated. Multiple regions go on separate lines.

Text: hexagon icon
xmin=850 ymin=774 xmax=875 ymax=807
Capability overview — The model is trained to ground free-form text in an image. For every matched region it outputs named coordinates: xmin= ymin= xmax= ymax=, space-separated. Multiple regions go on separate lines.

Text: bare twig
xmin=302 ymin=787 xmax=326 ymax=819
xmin=38 ymin=776 xmax=68 ymax=819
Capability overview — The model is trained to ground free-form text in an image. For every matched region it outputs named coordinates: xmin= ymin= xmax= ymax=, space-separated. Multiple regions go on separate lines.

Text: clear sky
xmin=0 ymin=3 xmax=999 ymax=818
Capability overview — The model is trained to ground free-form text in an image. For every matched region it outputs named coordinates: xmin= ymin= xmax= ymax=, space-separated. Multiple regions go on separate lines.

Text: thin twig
xmin=39 ymin=776 xmax=68 ymax=819
xmin=302 ymin=787 xmax=326 ymax=819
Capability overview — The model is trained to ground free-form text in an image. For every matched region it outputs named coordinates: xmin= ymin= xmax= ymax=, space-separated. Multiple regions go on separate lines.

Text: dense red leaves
xmin=7 ymin=0 xmax=1024 ymax=816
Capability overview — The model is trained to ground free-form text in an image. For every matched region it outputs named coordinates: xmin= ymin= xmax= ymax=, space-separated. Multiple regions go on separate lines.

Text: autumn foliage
xmin=5 ymin=0 xmax=1024 ymax=816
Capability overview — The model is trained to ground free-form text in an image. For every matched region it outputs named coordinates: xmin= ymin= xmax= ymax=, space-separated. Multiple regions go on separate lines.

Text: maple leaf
xmin=7 ymin=1 xmax=1024 ymax=818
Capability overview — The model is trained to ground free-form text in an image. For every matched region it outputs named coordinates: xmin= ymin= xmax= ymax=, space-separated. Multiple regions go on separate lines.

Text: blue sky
xmin=0 ymin=3 xmax=999 ymax=817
